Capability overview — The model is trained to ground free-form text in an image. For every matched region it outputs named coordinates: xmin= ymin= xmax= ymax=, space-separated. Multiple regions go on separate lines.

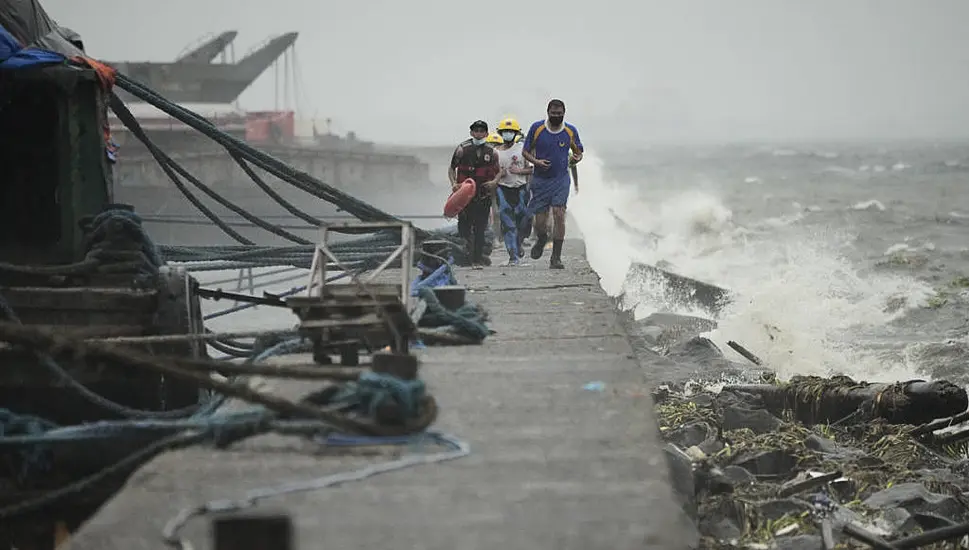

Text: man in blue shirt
xmin=521 ymin=99 xmax=584 ymax=269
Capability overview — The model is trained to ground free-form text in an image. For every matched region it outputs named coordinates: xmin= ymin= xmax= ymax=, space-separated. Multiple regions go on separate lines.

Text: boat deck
xmin=66 ymin=240 xmax=691 ymax=550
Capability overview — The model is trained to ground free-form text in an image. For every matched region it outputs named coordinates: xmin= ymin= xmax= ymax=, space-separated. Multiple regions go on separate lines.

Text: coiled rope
xmin=416 ymin=287 xmax=490 ymax=343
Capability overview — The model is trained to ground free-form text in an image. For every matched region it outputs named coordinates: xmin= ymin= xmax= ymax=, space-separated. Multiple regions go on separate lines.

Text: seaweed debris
xmin=655 ymin=374 xmax=969 ymax=549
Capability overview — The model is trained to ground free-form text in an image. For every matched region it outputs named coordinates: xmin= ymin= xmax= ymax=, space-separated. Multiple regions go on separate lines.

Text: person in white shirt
xmin=493 ymin=117 xmax=534 ymax=265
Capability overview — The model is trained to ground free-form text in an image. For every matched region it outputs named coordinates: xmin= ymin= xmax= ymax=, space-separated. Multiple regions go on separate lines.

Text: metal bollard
xmin=212 ymin=510 xmax=293 ymax=550
xmin=431 ymin=285 xmax=466 ymax=311
xmin=371 ymin=351 xmax=419 ymax=380
xmin=420 ymin=240 xmax=451 ymax=270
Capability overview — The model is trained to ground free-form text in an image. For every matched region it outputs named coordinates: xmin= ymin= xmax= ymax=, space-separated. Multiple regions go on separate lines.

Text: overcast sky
xmin=44 ymin=0 xmax=969 ymax=146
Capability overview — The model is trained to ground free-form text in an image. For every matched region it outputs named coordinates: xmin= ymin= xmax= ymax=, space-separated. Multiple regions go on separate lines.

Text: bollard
xmin=420 ymin=240 xmax=451 ymax=270
xmin=371 ymin=351 xmax=419 ymax=380
xmin=431 ymin=285 xmax=466 ymax=311
xmin=212 ymin=510 xmax=293 ymax=550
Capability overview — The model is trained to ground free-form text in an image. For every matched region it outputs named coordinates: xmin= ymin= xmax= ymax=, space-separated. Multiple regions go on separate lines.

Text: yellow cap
xmin=497 ymin=117 xmax=521 ymax=133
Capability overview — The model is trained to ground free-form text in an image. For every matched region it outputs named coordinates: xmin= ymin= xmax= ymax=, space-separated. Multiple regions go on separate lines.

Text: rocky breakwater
xmin=618 ymin=265 xmax=969 ymax=549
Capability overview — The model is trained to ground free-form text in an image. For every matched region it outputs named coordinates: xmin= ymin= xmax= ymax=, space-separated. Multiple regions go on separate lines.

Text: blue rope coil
xmin=325 ymin=372 xmax=426 ymax=420
xmin=416 ymin=287 xmax=490 ymax=342
xmin=0 ymin=336 xmax=314 ymax=483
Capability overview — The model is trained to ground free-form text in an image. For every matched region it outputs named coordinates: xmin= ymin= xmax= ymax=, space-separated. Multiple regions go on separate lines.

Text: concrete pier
xmin=66 ymin=240 xmax=692 ymax=550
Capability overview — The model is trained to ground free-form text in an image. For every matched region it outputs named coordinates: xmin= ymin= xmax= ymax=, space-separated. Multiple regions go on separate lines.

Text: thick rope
xmin=112 ymin=77 xmax=428 ymax=238
xmin=311 ymin=371 xmax=427 ymax=421
xmin=111 ymin=97 xmax=312 ymax=245
xmin=416 ymin=287 xmax=490 ymax=343
xmin=0 ymin=322 xmax=437 ymax=436
xmin=230 ymin=151 xmax=324 ymax=228
xmin=0 ymin=209 xmax=210 ymax=419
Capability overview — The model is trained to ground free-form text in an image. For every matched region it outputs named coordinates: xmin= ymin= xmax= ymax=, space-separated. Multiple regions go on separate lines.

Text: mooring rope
xmin=111 ymin=76 xmax=426 ymax=237
xmin=0 ymin=65 xmax=495 ymax=531
xmin=160 ymin=431 xmax=470 ymax=550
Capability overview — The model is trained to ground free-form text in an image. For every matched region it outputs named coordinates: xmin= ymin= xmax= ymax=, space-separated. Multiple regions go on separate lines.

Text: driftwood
xmin=723 ymin=375 xmax=968 ymax=426
xmin=727 ymin=340 xmax=763 ymax=366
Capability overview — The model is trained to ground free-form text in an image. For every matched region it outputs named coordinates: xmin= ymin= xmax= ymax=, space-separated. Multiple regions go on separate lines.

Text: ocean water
xmin=193 ymin=142 xmax=969 ymax=386
xmin=571 ymin=144 xmax=969 ymax=384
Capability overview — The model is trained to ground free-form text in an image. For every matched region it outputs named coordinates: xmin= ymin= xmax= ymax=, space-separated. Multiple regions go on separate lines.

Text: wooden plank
xmin=15 ymin=311 xmax=156 ymax=327
xmin=321 ymin=283 xmax=401 ymax=297
xmin=295 ymin=302 xmax=406 ymax=314
xmin=298 ymin=313 xmax=384 ymax=328
xmin=21 ymin=324 xmax=147 ymax=338
xmin=0 ymin=286 xmax=158 ymax=311
xmin=288 ymin=297 xmax=404 ymax=309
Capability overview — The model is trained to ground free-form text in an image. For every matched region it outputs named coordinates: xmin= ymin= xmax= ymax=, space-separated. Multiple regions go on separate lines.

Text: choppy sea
xmin=197 ymin=142 xmax=969 ymax=386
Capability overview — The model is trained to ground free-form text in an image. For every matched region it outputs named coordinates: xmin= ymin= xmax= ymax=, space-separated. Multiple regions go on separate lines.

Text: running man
xmin=485 ymin=132 xmax=504 ymax=246
xmin=521 ymin=99 xmax=584 ymax=269
xmin=448 ymin=120 xmax=502 ymax=269
xmin=494 ymin=117 xmax=534 ymax=264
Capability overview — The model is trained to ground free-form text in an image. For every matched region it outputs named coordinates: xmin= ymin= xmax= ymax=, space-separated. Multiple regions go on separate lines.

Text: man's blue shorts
xmin=527 ymin=174 xmax=570 ymax=215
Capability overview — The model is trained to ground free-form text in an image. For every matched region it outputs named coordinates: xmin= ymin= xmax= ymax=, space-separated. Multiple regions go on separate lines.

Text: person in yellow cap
xmin=492 ymin=117 xmax=534 ymax=265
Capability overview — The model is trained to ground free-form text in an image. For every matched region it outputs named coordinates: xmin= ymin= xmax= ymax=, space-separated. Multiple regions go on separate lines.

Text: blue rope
xmin=324 ymin=371 xmax=426 ymax=420
xmin=160 ymin=431 xmax=470 ymax=547
xmin=0 ymin=339 xmax=312 ymax=454
xmin=416 ymin=287 xmax=490 ymax=342
xmin=189 ymin=337 xmax=312 ymax=420
xmin=410 ymin=258 xmax=457 ymax=297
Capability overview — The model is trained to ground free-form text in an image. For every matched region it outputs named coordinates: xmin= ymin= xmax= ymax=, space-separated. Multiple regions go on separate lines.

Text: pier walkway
xmin=67 ymin=240 xmax=691 ymax=550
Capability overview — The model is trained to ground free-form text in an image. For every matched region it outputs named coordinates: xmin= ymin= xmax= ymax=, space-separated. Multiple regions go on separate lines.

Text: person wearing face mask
xmin=521 ymin=99 xmax=584 ymax=270
xmin=448 ymin=120 xmax=503 ymax=269
xmin=493 ymin=117 xmax=534 ymax=265
xmin=485 ymin=132 xmax=505 ymax=243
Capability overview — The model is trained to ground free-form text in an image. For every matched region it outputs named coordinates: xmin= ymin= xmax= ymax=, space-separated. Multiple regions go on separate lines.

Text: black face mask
xmin=548 ymin=115 xmax=564 ymax=126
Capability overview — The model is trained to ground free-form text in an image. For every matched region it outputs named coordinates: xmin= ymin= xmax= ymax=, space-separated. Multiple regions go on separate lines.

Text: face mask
xmin=471 ymin=138 xmax=486 ymax=146
xmin=548 ymin=115 xmax=564 ymax=126
xmin=501 ymin=131 xmax=516 ymax=142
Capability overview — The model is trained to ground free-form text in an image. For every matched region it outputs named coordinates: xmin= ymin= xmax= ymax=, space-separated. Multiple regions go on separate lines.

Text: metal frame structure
xmin=305 ymin=221 xmax=414 ymax=310
xmin=289 ymin=221 xmax=417 ymax=365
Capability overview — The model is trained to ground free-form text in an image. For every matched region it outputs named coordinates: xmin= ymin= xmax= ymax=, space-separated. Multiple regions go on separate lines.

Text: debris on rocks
xmin=654 ymin=352 xmax=969 ymax=549
xmin=723 ymin=375 xmax=968 ymax=427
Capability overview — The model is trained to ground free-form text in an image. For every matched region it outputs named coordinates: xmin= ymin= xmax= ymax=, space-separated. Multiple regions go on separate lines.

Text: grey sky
xmin=45 ymin=0 xmax=969 ymax=145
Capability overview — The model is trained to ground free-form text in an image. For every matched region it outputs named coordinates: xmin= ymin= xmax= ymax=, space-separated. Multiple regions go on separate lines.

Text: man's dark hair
xmin=547 ymin=99 xmax=566 ymax=112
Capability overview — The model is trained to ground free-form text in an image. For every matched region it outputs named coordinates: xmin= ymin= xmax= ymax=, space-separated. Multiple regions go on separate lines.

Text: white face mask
xmin=471 ymin=138 xmax=486 ymax=146
xmin=501 ymin=131 xmax=516 ymax=142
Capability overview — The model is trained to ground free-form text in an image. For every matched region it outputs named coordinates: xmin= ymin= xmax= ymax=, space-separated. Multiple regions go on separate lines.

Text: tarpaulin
xmin=0 ymin=0 xmax=81 ymax=55
xmin=0 ymin=0 xmax=120 ymax=163
xmin=0 ymin=0 xmax=83 ymax=69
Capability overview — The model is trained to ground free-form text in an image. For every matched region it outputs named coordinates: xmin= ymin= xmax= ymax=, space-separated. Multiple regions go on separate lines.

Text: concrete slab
xmin=66 ymin=240 xmax=693 ymax=550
